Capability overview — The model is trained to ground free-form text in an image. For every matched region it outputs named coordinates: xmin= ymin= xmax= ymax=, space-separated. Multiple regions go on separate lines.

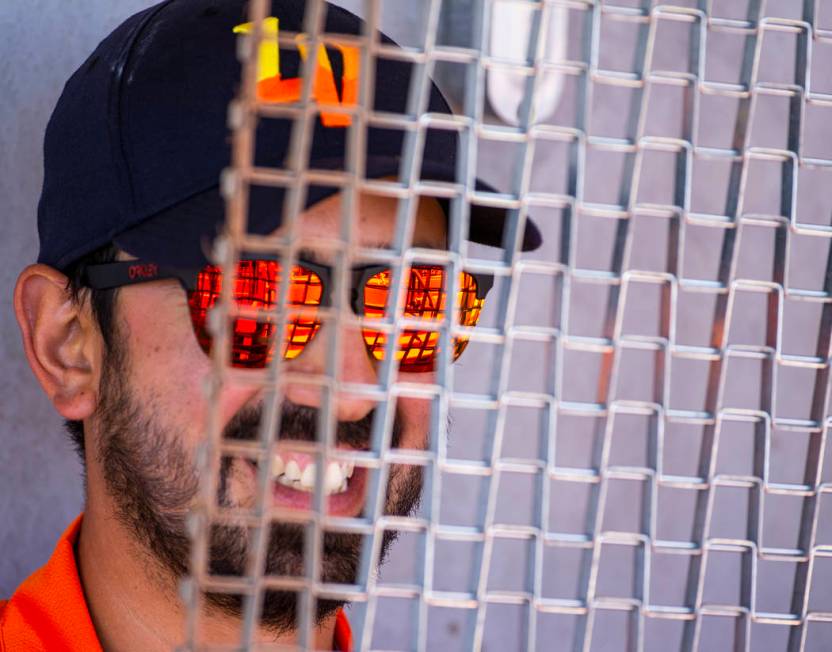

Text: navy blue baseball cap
xmin=37 ymin=0 xmax=541 ymax=271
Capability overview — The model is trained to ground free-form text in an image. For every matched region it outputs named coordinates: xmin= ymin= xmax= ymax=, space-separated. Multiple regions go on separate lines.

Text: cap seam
xmin=53 ymin=218 xmax=151 ymax=272
xmin=110 ymin=0 xmax=178 ymax=220
xmin=147 ymin=174 xmax=227 ymax=217
xmin=53 ymin=178 xmax=223 ymax=271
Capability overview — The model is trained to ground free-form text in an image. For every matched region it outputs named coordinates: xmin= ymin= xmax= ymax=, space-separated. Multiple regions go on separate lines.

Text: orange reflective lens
xmin=186 ymin=261 xmax=484 ymax=371
xmin=362 ymin=265 xmax=485 ymax=372
xmin=188 ymin=260 xmax=323 ymax=368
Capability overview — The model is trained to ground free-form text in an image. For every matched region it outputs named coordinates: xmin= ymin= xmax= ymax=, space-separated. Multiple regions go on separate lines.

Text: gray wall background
xmin=0 ymin=0 xmax=155 ymax=595
xmin=3 ymin=1 xmax=832 ymax=651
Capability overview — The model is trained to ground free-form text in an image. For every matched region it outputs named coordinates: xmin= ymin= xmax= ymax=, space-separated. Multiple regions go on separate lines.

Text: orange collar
xmin=1 ymin=514 xmax=353 ymax=651
xmin=0 ymin=515 xmax=101 ymax=652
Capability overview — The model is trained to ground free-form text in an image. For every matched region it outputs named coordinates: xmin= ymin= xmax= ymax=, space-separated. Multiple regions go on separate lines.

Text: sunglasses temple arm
xmin=82 ymin=261 xmax=199 ymax=292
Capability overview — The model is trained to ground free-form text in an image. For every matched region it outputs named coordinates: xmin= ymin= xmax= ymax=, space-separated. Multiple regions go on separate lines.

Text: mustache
xmin=222 ymin=401 xmax=403 ymax=451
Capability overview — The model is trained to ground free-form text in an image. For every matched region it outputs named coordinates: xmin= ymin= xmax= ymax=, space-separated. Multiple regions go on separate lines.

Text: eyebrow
xmin=362 ymin=238 xmax=443 ymax=250
xmin=297 ymin=247 xmax=326 ymax=264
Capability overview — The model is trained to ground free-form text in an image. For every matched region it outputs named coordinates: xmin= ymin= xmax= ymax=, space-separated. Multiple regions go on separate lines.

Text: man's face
xmin=89 ymin=189 xmax=447 ymax=633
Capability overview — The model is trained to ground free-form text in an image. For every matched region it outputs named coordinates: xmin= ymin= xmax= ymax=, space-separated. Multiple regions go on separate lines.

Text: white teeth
xmin=324 ymin=462 xmax=343 ymax=494
xmin=285 ymin=460 xmax=301 ymax=482
xmin=270 ymin=454 xmax=354 ymax=495
xmin=276 ymin=474 xmax=298 ymax=489
xmin=300 ymin=464 xmax=316 ymax=489
xmin=271 ymin=455 xmax=285 ymax=478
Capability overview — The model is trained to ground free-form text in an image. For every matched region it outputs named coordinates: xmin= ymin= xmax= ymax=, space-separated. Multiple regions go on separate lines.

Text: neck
xmin=76 ymin=478 xmax=337 ymax=651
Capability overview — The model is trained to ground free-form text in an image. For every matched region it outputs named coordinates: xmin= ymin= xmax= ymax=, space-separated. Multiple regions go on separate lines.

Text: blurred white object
xmin=488 ymin=0 xmax=567 ymax=125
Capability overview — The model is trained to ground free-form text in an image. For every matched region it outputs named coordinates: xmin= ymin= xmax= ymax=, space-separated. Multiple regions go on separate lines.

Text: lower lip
xmin=248 ymin=461 xmax=368 ymax=516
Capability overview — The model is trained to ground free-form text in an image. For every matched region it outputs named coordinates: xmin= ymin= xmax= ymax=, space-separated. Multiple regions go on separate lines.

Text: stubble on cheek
xmin=221 ymin=457 xmax=258 ymax=510
xmin=94 ymin=318 xmax=427 ymax=632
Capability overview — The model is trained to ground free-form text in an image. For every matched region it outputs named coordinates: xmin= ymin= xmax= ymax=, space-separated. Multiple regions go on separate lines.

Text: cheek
xmin=117 ymin=291 xmax=259 ymax=445
xmin=395 ymin=395 xmax=433 ymax=450
xmin=393 ymin=369 xmax=439 ymax=449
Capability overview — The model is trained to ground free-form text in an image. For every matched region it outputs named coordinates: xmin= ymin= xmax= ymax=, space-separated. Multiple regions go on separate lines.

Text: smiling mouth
xmin=271 ymin=452 xmax=355 ymax=495
xmin=247 ymin=449 xmax=369 ymax=516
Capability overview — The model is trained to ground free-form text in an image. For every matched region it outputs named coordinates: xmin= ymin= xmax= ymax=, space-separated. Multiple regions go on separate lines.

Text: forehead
xmin=270 ymin=187 xmax=448 ymax=252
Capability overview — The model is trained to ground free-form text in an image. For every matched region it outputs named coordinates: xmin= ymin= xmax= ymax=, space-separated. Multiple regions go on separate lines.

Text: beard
xmin=92 ymin=338 xmax=423 ymax=636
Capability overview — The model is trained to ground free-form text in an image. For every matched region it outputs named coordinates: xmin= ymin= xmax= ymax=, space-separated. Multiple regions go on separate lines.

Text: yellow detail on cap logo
xmin=234 ymin=17 xmax=359 ymax=127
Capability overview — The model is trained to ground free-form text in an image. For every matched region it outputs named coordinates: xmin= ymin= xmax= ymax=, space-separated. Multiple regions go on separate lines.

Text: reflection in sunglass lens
xmin=187 ymin=261 xmax=323 ymax=368
xmin=362 ymin=265 xmax=485 ymax=372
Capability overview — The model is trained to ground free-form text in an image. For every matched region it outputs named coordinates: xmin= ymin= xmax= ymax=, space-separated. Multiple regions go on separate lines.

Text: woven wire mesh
xmin=177 ymin=1 xmax=832 ymax=650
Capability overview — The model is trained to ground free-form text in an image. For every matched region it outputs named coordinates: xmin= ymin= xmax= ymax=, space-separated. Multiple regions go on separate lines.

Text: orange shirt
xmin=0 ymin=515 xmax=353 ymax=651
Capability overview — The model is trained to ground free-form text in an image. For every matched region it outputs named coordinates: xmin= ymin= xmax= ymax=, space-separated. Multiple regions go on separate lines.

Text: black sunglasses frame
xmin=81 ymin=257 xmax=495 ymax=317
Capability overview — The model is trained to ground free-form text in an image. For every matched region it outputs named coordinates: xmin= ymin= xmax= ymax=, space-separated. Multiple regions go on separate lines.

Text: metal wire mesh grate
xmin=177 ymin=1 xmax=832 ymax=650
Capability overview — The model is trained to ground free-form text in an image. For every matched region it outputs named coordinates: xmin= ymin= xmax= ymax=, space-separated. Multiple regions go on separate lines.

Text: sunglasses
xmin=82 ymin=257 xmax=493 ymax=372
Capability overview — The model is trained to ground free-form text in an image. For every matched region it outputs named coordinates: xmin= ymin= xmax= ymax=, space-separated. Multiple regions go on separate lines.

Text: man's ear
xmin=14 ymin=264 xmax=101 ymax=421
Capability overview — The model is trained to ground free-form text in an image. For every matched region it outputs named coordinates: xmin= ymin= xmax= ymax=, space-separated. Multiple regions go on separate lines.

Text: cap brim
xmin=115 ymin=160 xmax=541 ymax=266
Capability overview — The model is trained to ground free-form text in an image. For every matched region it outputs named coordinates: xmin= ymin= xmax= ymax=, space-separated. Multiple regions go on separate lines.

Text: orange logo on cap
xmin=233 ymin=17 xmax=359 ymax=127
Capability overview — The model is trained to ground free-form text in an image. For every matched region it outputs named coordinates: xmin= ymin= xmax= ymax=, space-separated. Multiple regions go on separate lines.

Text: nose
xmin=282 ymin=318 xmax=379 ymax=422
